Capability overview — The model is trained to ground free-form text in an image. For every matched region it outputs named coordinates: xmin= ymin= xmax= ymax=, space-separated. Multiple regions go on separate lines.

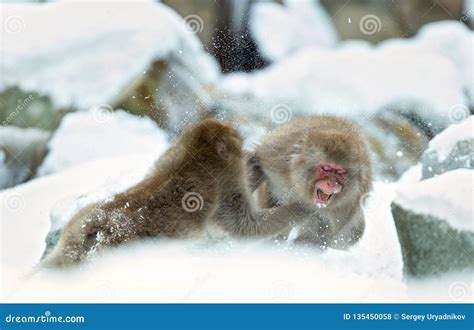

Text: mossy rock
xmin=0 ymin=87 xmax=65 ymax=131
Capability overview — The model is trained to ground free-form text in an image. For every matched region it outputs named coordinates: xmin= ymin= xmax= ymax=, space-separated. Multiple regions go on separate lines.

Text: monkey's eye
xmin=321 ymin=165 xmax=332 ymax=172
xmin=336 ymin=169 xmax=347 ymax=176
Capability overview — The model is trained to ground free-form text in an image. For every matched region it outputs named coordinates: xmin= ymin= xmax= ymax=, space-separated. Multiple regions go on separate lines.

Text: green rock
xmin=0 ymin=87 xmax=64 ymax=131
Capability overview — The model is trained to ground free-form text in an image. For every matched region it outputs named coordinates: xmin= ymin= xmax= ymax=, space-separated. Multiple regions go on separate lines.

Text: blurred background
xmin=0 ymin=0 xmax=472 ymax=189
xmin=0 ymin=0 xmax=473 ymax=301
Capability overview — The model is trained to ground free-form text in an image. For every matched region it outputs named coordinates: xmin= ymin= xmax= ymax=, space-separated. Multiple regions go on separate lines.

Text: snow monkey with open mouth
xmin=247 ymin=115 xmax=373 ymax=249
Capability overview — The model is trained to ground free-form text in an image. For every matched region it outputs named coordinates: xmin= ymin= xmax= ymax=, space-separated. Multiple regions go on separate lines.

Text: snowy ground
xmin=0 ymin=0 xmax=472 ymax=304
xmin=0 ymin=150 xmax=470 ymax=303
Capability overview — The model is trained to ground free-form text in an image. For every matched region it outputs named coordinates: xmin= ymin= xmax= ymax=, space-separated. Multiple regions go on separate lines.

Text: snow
xmin=224 ymin=20 xmax=471 ymax=125
xmin=395 ymin=169 xmax=474 ymax=232
xmin=221 ymin=45 xmax=465 ymax=124
xmin=381 ymin=21 xmax=474 ymax=105
xmin=1 ymin=152 xmax=407 ymax=302
xmin=0 ymin=0 xmax=219 ymax=109
xmin=37 ymin=109 xmax=168 ymax=176
xmin=426 ymin=116 xmax=473 ymax=160
xmin=250 ymin=0 xmax=338 ymax=61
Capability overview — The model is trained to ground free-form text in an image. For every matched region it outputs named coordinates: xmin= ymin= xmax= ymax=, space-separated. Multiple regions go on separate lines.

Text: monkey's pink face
xmin=313 ymin=161 xmax=348 ymax=207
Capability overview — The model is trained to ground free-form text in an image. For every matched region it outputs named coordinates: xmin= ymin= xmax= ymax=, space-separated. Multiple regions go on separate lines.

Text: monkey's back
xmin=45 ymin=119 xmax=242 ymax=267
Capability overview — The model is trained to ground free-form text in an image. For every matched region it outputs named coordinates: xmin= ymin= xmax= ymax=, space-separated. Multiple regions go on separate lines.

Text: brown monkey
xmin=245 ymin=115 xmax=373 ymax=249
xmin=44 ymin=119 xmax=308 ymax=267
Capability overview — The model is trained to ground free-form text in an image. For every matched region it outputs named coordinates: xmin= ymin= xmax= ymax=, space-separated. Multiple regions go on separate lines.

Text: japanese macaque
xmin=43 ymin=119 xmax=307 ymax=267
xmin=247 ymin=115 xmax=373 ymax=249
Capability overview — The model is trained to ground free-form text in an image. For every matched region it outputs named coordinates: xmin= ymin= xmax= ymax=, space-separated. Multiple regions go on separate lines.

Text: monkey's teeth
xmin=316 ymin=189 xmax=332 ymax=203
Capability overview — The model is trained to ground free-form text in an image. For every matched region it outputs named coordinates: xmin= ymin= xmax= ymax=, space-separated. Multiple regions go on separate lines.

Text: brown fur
xmin=43 ymin=119 xmax=242 ymax=267
xmin=249 ymin=115 xmax=373 ymax=249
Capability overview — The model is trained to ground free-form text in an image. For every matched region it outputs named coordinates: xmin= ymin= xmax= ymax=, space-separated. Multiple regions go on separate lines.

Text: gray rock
xmin=391 ymin=202 xmax=474 ymax=277
xmin=0 ymin=126 xmax=50 ymax=189
xmin=41 ymin=228 xmax=63 ymax=260
xmin=422 ymin=139 xmax=473 ymax=179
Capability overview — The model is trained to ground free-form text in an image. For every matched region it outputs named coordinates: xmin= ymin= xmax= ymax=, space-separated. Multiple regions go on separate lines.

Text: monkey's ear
xmin=216 ymin=141 xmax=230 ymax=161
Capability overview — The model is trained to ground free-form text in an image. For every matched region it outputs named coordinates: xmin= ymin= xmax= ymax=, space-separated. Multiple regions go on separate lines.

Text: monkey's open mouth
xmin=315 ymin=189 xmax=333 ymax=205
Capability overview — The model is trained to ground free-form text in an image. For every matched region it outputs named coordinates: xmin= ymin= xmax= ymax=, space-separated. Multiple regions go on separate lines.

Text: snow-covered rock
xmin=0 ymin=0 xmax=219 ymax=126
xmin=0 ymin=126 xmax=49 ymax=189
xmin=1 ymin=151 xmax=408 ymax=302
xmin=250 ymin=0 xmax=338 ymax=61
xmin=37 ymin=110 xmax=168 ymax=176
xmin=392 ymin=115 xmax=474 ymax=277
xmin=221 ymin=43 xmax=465 ymax=128
xmin=222 ymin=20 xmax=471 ymax=128
xmin=421 ymin=116 xmax=473 ymax=179
xmin=392 ymin=168 xmax=474 ymax=277
xmin=381 ymin=21 xmax=474 ymax=106
xmin=396 ymin=169 xmax=473 ymax=233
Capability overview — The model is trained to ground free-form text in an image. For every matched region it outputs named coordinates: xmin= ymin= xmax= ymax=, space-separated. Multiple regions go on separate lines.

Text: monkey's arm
xmin=214 ymin=178 xmax=308 ymax=238
xmin=246 ymin=151 xmax=266 ymax=192
xmin=328 ymin=208 xmax=365 ymax=249
xmin=294 ymin=206 xmax=366 ymax=250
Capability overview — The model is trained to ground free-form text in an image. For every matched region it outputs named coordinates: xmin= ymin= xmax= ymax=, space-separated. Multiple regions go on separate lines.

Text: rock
xmin=391 ymin=202 xmax=473 ymax=277
xmin=392 ymin=118 xmax=474 ymax=276
xmin=41 ymin=228 xmax=62 ymax=260
xmin=0 ymin=126 xmax=50 ymax=189
xmin=1 ymin=1 xmax=219 ymax=132
xmin=37 ymin=110 xmax=169 ymax=176
xmin=392 ymin=168 xmax=474 ymax=277
xmin=421 ymin=116 xmax=473 ymax=179
xmin=0 ymin=87 xmax=63 ymax=131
